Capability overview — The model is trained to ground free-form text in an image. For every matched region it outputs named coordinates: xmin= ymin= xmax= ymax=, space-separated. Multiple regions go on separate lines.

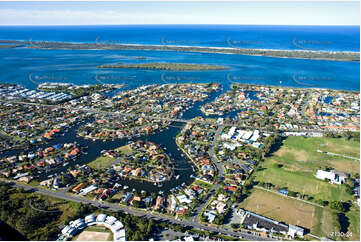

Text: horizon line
xmin=0 ymin=24 xmax=360 ymax=27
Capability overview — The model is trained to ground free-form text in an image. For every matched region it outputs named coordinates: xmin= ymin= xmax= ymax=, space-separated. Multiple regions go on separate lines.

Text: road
xmin=5 ymin=181 xmax=273 ymax=241
xmin=300 ymin=91 xmax=311 ymax=118
xmin=191 ymin=125 xmax=225 ymax=223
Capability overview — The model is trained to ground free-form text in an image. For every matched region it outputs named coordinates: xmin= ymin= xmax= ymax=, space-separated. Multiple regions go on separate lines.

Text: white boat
xmin=63 ymin=162 xmax=69 ymax=167
xmin=175 ymin=175 xmax=180 ymax=180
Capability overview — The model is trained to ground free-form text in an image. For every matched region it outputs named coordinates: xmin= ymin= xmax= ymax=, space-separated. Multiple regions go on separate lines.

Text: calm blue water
xmin=0 ymin=25 xmax=359 ymax=51
xmin=0 ymin=25 xmax=359 ymax=91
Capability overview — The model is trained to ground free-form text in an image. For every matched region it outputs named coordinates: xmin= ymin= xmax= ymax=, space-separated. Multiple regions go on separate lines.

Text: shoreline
xmin=0 ymin=39 xmax=359 ymax=62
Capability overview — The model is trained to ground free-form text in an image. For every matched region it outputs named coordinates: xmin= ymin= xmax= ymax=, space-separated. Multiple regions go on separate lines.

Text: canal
xmin=1 ymin=84 xmax=233 ymax=195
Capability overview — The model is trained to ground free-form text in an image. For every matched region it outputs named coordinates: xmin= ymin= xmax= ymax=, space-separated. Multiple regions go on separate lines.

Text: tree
xmin=330 ymin=201 xmax=347 ymax=212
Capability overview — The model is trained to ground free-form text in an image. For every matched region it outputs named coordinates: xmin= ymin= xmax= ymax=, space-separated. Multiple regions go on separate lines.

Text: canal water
xmin=0 ymin=86 xmax=230 ymax=195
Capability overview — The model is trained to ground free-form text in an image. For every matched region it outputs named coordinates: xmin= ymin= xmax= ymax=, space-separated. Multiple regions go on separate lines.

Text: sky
xmin=0 ymin=1 xmax=359 ymax=26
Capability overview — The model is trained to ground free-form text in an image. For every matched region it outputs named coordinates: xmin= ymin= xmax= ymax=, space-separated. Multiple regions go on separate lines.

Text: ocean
xmin=0 ymin=25 xmax=359 ymax=91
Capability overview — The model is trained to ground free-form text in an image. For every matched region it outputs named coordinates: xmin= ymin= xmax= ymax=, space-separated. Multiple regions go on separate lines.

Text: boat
xmin=123 ymin=186 xmax=129 ymax=189
xmin=175 ymin=175 xmax=180 ymax=180
xmin=153 ymin=182 xmax=157 ymax=186
xmin=63 ymin=162 xmax=69 ymax=167
xmin=158 ymin=183 xmax=163 ymax=188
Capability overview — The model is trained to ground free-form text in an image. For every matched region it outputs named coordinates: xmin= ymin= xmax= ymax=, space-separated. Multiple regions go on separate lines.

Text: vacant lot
xmin=88 ymin=156 xmax=116 ymax=170
xmin=115 ymin=144 xmax=132 ymax=155
xmin=241 ymin=189 xmax=318 ymax=229
xmin=240 ymin=189 xmax=338 ymax=237
xmin=76 ymin=231 xmax=111 ymax=241
xmin=253 ymin=136 xmax=358 ymax=202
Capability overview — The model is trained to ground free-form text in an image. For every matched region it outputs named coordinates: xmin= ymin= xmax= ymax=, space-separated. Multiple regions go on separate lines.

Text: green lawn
xmin=88 ymin=156 xmax=116 ymax=170
xmin=115 ymin=144 xmax=133 ymax=155
xmin=253 ymin=136 xmax=359 ymax=202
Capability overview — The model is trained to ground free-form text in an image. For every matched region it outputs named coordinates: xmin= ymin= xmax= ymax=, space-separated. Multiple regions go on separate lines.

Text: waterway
xmin=0 ymin=87 xmax=227 ymax=195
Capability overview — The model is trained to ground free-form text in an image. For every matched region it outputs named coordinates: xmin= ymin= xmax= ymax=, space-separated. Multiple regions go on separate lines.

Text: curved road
xmin=6 ymin=181 xmax=273 ymax=241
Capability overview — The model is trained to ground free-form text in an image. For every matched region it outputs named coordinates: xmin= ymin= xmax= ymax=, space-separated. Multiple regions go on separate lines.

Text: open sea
xmin=0 ymin=25 xmax=359 ymax=91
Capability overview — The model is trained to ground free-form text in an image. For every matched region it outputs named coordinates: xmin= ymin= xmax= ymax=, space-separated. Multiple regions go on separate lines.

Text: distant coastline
xmin=0 ymin=39 xmax=359 ymax=62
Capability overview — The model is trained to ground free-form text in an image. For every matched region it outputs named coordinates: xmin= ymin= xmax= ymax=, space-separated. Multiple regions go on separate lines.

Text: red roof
xmin=193 ymin=185 xmax=201 ymax=191
xmin=224 ymin=186 xmax=237 ymax=192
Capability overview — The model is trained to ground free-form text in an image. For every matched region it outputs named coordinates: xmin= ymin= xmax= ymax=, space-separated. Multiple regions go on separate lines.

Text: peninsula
xmin=0 ymin=39 xmax=359 ymax=61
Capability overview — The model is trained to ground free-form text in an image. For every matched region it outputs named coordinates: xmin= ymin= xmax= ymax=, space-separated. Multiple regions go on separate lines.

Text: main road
xmin=4 ymin=180 xmax=273 ymax=241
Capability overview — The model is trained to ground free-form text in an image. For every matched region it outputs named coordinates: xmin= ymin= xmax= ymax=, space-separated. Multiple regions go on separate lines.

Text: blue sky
xmin=0 ymin=1 xmax=359 ymax=25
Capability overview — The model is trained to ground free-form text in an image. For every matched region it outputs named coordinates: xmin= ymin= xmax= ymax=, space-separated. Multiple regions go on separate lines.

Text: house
xmin=288 ymin=224 xmax=304 ymax=238
xmin=105 ymin=216 xmax=117 ymax=226
xmin=72 ymin=183 xmax=85 ymax=193
xmin=18 ymin=176 xmax=32 ymax=183
xmin=96 ymin=214 xmax=107 ymax=222
xmin=79 ymin=185 xmax=97 ymax=196
xmin=204 ymin=211 xmax=216 ymax=223
xmin=315 ymin=169 xmax=349 ymax=184
xmin=154 ymin=196 xmax=164 ymax=210
xmin=85 ymin=214 xmax=96 ymax=224
xmin=216 ymin=202 xmax=227 ymax=213
xmin=177 ymin=194 xmax=192 ymax=204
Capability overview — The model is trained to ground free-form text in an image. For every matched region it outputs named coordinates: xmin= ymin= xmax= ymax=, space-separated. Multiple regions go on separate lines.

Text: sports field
xmin=76 ymin=231 xmax=111 ymax=241
xmin=253 ymin=136 xmax=359 ymax=202
xmin=239 ymin=189 xmax=338 ymax=237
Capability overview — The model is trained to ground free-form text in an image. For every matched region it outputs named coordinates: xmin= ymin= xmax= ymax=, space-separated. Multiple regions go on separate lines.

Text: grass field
xmin=239 ymin=189 xmax=338 ymax=237
xmin=115 ymin=145 xmax=132 ymax=155
xmin=253 ymin=136 xmax=359 ymax=202
xmin=88 ymin=156 xmax=116 ymax=170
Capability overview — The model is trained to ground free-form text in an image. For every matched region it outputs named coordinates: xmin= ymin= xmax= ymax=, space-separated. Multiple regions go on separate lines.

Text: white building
xmin=315 ymin=170 xmax=348 ymax=184
xmin=288 ymin=224 xmax=304 ymax=238
xmin=79 ymin=185 xmax=97 ymax=196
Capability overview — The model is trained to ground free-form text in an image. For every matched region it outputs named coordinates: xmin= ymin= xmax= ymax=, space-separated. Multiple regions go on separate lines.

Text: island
xmin=97 ymin=62 xmax=229 ymax=71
